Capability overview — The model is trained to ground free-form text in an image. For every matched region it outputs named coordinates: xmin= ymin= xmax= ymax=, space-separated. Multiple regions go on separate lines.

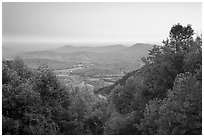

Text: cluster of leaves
xmin=140 ymin=72 xmax=202 ymax=134
xmin=2 ymin=58 xmax=58 ymax=135
xmin=2 ymin=58 xmax=108 ymax=135
xmin=104 ymin=23 xmax=202 ymax=135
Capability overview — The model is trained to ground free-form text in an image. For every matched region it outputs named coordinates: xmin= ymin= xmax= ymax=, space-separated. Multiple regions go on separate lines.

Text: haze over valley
xmin=3 ymin=42 xmax=153 ymax=90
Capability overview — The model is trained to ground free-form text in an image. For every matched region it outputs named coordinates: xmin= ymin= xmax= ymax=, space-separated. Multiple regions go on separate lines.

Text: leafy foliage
xmin=2 ymin=59 xmax=58 ymax=135
xmin=140 ymin=72 xmax=202 ymax=134
xmin=2 ymin=57 xmax=108 ymax=135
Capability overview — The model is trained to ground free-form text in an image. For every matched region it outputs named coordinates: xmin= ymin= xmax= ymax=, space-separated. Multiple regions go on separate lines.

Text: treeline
xmin=2 ymin=59 xmax=107 ymax=135
xmin=2 ymin=24 xmax=202 ymax=135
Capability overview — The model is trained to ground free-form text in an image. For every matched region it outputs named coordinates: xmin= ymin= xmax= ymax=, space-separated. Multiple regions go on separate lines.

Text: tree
xmin=2 ymin=60 xmax=59 ymax=135
xmin=104 ymin=111 xmax=137 ymax=135
xmin=183 ymin=35 xmax=202 ymax=73
xmin=168 ymin=23 xmax=194 ymax=53
xmin=141 ymin=24 xmax=197 ymax=100
xmin=140 ymin=72 xmax=202 ymax=135
xmin=139 ymin=98 xmax=162 ymax=134
xmin=143 ymin=23 xmax=195 ymax=65
xmin=110 ymin=75 xmax=146 ymax=114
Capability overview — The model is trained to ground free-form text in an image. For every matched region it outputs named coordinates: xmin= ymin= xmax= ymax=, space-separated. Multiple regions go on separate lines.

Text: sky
xmin=2 ymin=2 xmax=202 ymax=47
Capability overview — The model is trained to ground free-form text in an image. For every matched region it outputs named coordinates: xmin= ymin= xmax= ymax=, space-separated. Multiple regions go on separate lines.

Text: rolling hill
xmin=2 ymin=43 xmax=154 ymax=73
xmin=4 ymin=43 xmax=154 ymax=59
xmin=54 ymin=44 xmax=127 ymax=53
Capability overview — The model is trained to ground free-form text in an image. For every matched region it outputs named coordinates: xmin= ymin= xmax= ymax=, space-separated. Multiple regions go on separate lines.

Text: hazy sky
xmin=2 ymin=2 xmax=202 ymax=46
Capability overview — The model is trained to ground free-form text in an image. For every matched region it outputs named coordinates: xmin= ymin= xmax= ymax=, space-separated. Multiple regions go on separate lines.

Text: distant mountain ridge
xmin=53 ymin=44 xmax=127 ymax=53
xmin=125 ymin=43 xmax=153 ymax=50
xmin=3 ymin=43 xmax=154 ymax=58
xmin=2 ymin=43 xmax=154 ymax=72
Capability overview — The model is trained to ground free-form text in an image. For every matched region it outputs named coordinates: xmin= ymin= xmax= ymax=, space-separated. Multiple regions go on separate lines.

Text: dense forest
xmin=2 ymin=24 xmax=202 ymax=135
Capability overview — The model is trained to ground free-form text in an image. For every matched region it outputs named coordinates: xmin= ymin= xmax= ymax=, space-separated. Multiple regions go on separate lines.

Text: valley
xmin=53 ymin=63 xmax=125 ymax=90
xmin=2 ymin=43 xmax=153 ymax=91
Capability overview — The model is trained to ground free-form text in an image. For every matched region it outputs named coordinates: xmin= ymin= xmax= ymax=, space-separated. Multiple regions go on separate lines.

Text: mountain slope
xmin=55 ymin=44 xmax=127 ymax=53
xmin=123 ymin=43 xmax=154 ymax=56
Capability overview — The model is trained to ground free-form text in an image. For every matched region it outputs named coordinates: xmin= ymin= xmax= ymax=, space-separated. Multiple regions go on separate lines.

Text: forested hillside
xmin=2 ymin=24 xmax=202 ymax=135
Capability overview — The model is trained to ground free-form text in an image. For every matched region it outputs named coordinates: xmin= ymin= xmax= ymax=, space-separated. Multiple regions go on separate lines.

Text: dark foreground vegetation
xmin=2 ymin=24 xmax=202 ymax=135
